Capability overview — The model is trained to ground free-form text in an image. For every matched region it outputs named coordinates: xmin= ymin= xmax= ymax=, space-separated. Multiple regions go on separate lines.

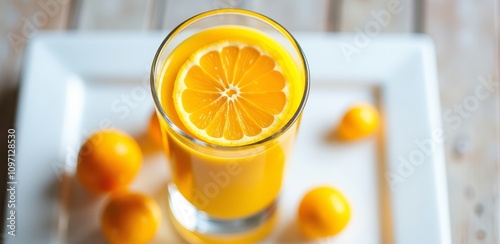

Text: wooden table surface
xmin=0 ymin=0 xmax=498 ymax=243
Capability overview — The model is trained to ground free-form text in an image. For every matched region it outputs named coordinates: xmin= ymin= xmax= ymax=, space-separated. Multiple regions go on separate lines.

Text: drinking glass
xmin=151 ymin=9 xmax=309 ymax=243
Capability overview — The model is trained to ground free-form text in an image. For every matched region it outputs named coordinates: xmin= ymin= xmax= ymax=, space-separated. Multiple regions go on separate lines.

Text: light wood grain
xmin=426 ymin=0 xmax=499 ymax=243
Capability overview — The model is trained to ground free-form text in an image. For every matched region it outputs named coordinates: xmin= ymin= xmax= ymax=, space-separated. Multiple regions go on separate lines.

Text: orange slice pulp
xmin=173 ymin=41 xmax=292 ymax=146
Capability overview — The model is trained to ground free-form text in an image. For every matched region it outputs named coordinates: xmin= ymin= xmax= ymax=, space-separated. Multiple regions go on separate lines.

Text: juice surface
xmin=157 ymin=26 xmax=305 ymax=218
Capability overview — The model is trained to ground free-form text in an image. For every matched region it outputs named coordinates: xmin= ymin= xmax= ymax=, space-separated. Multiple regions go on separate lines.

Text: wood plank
xmin=339 ymin=0 xmax=413 ymax=32
xmin=1 ymin=0 xmax=72 ymax=89
xmin=425 ymin=0 xmax=499 ymax=243
xmin=77 ymin=0 xmax=149 ymax=30
xmin=162 ymin=0 xmax=331 ymax=31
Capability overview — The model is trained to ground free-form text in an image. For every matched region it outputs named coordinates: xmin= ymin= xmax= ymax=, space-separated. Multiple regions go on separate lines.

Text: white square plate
xmin=5 ymin=32 xmax=451 ymax=244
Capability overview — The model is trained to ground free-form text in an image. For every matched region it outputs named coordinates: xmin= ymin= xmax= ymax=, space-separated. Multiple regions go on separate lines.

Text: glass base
xmin=167 ymin=183 xmax=277 ymax=243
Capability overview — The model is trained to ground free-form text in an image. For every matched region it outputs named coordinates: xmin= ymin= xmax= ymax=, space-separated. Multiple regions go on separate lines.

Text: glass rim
xmin=150 ymin=8 xmax=310 ymax=150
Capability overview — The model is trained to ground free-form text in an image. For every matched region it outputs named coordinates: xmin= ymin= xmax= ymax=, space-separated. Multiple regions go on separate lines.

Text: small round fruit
xmin=297 ymin=186 xmax=351 ymax=239
xmin=77 ymin=129 xmax=142 ymax=193
xmin=337 ymin=103 xmax=380 ymax=140
xmin=148 ymin=112 xmax=163 ymax=147
xmin=101 ymin=192 xmax=162 ymax=244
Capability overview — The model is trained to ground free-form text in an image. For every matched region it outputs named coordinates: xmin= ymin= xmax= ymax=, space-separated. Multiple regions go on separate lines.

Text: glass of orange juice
xmin=151 ymin=9 xmax=309 ymax=243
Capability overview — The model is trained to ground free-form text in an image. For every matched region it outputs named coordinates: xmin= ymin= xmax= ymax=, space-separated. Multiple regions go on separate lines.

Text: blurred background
xmin=0 ymin=0 xmax=498 ymax=243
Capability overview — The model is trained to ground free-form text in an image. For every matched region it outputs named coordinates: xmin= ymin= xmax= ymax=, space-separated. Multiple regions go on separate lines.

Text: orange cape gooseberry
xmin=77 ymin=129 xmax=142 ymax=194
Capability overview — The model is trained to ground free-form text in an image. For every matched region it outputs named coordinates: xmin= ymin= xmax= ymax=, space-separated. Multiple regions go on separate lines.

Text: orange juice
xmin=151 ymin=9 xmax=309 ymax=243
xmin=157 ymin=25 xmax=304 ymax=218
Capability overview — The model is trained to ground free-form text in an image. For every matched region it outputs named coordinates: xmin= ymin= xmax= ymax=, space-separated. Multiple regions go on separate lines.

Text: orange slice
xmin=173 ymin=41 xmax=291 ymax=146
